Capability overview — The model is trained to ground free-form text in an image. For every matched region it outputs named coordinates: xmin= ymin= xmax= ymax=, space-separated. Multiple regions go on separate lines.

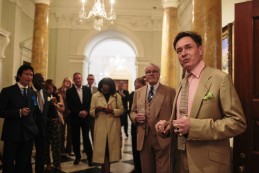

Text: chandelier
xmin=79 ymin=0 xmax=116 ymax=30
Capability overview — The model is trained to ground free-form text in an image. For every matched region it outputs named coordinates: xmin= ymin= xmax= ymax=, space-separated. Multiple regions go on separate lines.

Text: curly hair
xmin=98 ymin=77 xmax=116 ymax=95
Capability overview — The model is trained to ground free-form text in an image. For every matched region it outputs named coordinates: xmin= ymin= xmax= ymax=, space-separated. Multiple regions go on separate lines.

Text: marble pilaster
xmin=192 ymin=0 xmax=222 ymax=68
xmin=160 ymin=0 xmax=180 ymax=88
xmin=31 ymin=0 xmax=50 ymax=78
xmin=0 ymin=28 xmax=11 ymax=89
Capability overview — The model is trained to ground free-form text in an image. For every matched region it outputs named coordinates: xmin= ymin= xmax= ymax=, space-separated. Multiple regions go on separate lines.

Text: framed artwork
xmin=114 ymin=79 xmax=128 ymax=90
xmin=222 ymin=23 xmax=233 ymax=76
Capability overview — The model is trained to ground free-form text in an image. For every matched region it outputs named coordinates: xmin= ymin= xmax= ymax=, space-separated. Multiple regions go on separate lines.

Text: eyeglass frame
xmin=145 ymin=70 xmax=159 ymax=75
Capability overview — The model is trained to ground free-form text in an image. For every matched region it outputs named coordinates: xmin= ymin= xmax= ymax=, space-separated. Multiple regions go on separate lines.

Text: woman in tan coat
xmin=90 ymin=78 xmax=124 ymax=173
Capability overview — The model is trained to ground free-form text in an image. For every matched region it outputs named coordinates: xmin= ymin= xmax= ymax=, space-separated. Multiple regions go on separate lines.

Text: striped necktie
xmin=22 ymin=88 xmax=27 ymax=97
xmin=148 ymin=86 xmax=154 ymax=102
xmin=37 ymin=91 xmax=44 ymax=112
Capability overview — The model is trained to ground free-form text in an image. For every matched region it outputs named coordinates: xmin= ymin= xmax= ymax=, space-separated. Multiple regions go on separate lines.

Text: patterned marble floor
xmin=0 ymin=126 xmax=134 ymax=173
xmin=56 ymin=131 xmax=134 ymax=173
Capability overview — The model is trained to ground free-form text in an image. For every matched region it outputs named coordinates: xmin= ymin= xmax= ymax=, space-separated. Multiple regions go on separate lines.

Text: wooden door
xmin=233 ymin=1 xmax=259 ymax=173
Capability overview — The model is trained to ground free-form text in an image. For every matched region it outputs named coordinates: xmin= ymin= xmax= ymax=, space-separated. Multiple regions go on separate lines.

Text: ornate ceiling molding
xmin=50 ymin=13 xmax=162 ymax=32
xmin=161 ymin=0 xmax=179 ymax=8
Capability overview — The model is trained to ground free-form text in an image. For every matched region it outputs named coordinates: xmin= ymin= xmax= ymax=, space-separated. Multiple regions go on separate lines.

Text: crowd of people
xmin=0 ymin=31 xmax=247 ymax=173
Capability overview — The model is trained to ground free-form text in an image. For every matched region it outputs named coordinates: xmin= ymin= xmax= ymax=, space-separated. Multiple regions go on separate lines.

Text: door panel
xmin=234 ymin=1 xmax=259 ymax=173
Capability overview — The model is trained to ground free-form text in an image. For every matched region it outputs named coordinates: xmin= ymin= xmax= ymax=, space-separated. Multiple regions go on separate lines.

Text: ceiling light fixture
xmin=79 ymin=0 xmax=116 ymax=30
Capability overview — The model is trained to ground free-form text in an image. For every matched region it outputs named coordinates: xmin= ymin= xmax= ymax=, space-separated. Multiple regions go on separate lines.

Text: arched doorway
xmin=86 ymin=36 xmax=137 ymax=91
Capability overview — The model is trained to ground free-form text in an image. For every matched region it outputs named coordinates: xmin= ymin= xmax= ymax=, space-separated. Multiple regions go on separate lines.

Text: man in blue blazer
xmin=0 ymin=64 xmax=37 ymax=173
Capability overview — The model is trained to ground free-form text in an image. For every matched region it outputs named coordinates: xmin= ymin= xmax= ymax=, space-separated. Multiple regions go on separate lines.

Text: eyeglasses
xmin=145 ymin=70 xmax=159 ymax=75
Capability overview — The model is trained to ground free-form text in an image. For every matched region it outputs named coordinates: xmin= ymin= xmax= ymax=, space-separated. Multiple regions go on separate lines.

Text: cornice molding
xmin=50 ymin=13 xmax=162 ymax=32
xmin=161 ymin=0 xmax=179 ymax=8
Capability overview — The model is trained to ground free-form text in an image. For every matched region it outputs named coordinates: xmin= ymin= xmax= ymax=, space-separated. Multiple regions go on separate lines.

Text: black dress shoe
xmin=88 ymin=161 xmax=94 ymax=167
xmin=73 ymin=158 xmax=81 ymax=165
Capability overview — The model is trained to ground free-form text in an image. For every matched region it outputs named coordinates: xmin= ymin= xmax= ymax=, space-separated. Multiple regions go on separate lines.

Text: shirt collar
xmin=75 ymin=85 xmax=82 ymax=90
xmin=17 ymin=82 xmax=28 ymax=89
xmin=148 ymin=82 xmax=159 ymax=90
xmin=190 ymin=60 xmax=205 ymax=79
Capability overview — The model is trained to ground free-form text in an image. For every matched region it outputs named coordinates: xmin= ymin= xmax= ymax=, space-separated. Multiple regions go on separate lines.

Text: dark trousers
xmin=120 ymin=113 xmax=128 ymax=135
xmin=70 ymin=118 xmax=93 ymax=162
xmin=25 ymin=130 xmax=46 ymax=173
xmin=2 ymin=140 xmax=33 ymax=173
xmin=32 ymin=130 xmax=47 ymax=173
xmin=131 ymin=124 xmax=142 ymax=173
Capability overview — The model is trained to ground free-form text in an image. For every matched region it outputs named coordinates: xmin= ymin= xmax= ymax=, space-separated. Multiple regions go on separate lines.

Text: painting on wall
xmin=222 ymin=23 xmax=233 ymax=76
xmin=114 ymin=79 xmax=129 ymax=91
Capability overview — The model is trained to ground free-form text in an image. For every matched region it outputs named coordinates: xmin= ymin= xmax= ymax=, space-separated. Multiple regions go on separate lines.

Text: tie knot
xmin=150 ymin=86 xmax=154 ymax=91
xmin=185 ymin=72 xmax=192 ymax=79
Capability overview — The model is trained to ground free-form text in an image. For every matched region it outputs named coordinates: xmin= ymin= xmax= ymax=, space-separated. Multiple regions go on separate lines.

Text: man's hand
xmin=172 ymin=116 xmax=190 ymax=136
xmin=79 ymin=110 xmax=88 ymax=118
xmin=155 ymin=120 xmax=171 ymax=136
xmin=135 ymin=113 xmax=145 ymax=124
xmin=21 ymin=107 xmax=30 ymax=117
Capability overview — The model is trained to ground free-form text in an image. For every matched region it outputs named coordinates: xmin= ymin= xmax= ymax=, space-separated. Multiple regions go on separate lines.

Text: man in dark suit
xmin=0 ymin=64 xmax=37 ymax=173
xmin=29 ymin=73 xmax=50 ymax=173
xmin=117 ymin=81 xmax=130 ymax=137
xmin=66 ymin=72 xmax=93 ymax=166
xmin=86 ymin=74 xmax=98 ymax=143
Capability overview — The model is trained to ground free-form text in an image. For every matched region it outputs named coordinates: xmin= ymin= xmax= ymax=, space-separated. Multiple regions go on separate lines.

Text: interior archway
xmin=87 ymin=38 xmax=136 ymax=91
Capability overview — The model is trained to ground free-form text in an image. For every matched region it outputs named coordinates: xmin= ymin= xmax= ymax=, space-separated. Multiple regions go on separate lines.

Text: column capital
xmin=34 ymin=0 xmax=51 ymax=5
xmin=161 ymin=0 xmax=179 ymax=8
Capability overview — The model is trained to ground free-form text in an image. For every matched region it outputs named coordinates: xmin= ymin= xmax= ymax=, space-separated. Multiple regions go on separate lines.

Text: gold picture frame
xmin=222 ymin=23 xmax=233 ymax=76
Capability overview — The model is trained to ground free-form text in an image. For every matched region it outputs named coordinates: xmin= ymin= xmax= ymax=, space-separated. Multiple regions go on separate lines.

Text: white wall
xmin=48 ymin=13 xmax=163 ymax=87
xmin=222 ymin=0 xmax=251 ymax=27
xmin=0 ymin=0 xmax=34 ymax=88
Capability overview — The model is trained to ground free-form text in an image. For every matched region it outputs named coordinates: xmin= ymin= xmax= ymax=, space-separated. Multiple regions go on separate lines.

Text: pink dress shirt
xmin=176 ymin=60 xmax=205 ymax=119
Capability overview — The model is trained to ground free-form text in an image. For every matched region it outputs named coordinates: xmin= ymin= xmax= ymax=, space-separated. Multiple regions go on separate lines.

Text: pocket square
xmin=203 ymin=92 xmax=214 ymax=100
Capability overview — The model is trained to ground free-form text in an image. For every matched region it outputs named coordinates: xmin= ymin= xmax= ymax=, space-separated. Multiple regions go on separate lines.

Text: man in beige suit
xmin=130 ymin=63 xmax=176 ymax=173
xmin=156 ymin=31 xmax=247 ymax=173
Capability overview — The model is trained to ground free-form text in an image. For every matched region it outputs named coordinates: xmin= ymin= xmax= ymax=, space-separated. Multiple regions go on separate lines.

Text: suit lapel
xmin=14 ymin=84 xmax=23 ymax=97
xmin=73 ymin=86 xmax=82 ymax=104
xmin=190 ymin=67 xmax=212 ymax=118
xmin=27 ymin=89 xmax=33 ymax=108
xmin=153 ymin=84 xmax=166 ymax=118
xmin=171 ymin=84 xmax=181 ymax=121
xmin=82 ymin=87 xmax=86 ymax=104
